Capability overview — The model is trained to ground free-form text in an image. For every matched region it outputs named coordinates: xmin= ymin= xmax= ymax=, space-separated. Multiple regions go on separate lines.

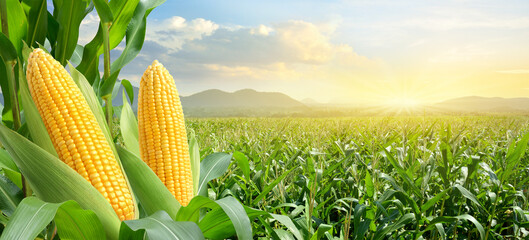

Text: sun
xmin=385 ymin=97 xmax=420 ymax=108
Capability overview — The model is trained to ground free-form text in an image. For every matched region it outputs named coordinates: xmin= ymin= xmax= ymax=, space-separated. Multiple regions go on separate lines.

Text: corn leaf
xmin=0 ymin=124 xmax=120 ymax=239
xmin=373 ymin=213 xmax=415 ymax=240
xmin=175 ymin=196 xmax=218 ymax=223
xmin=0 ymin=175 xmax=23 ymax=217
xmin=1 ymin=197 xmax=106 ymax=240
xmin=120 ymin=92 xmax=140 ymax=156
xmin=55 ymin=200 xmax=107 ymax=240
xmin=2 ymin=0 xmax=28 ymax=57
xmin=197 ymin=153 xmax=232 ymax=197
xmin=123 ymin=211 xmax=205 ymax=240
xmin=269 ymin=213 xmax=304 ymax=240
xmin=52 ymin=0 xmax=89 ymax=65
xmin=0 ymin=197 xmax=60 ymax=240
xmin=422 ymin=214 xmax=485 ymax=240
xmin=92 ymin=0 xmax=113 ymax=24
xmin=207 ymin=197 xmax=252 ymax=240
xmin=110 ymin=0 xmax=166 ymax=75
xmin=77 ymin=0 xmax=140 ymax=83
xmin=21 ymin=0 xmax=47 ymax=47
xmin=188 ymin=130 xmax=200 ymax=196
xmin=117 ymin=146 xmax=180 ymax=218
xmin=176 ymin=196 xmax=252 ymax=240
xmin=233 ymin=151 xmax=250 ymax=181
xmin=120 ymin=79 xmax=134 ymax=104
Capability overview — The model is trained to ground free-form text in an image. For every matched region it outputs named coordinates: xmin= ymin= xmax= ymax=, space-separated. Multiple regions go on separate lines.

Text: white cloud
xmin=250 ymin=25 xmax=274 ymax=36
xmin=147 ymin=16 xmax=219 ymax=51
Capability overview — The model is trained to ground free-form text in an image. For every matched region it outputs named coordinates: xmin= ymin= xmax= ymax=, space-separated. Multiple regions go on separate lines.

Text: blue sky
xmin=79 ymin=0 xmax=529 ymax=104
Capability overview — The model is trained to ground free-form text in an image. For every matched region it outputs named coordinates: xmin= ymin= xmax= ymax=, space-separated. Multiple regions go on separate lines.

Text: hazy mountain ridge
xmin=3 ymin=88 xmax=529 ymax=117
xmin=434 ymin=96 xmax=529 ymax=112
xmin=181 ymin=89 xmax=305 ymax=108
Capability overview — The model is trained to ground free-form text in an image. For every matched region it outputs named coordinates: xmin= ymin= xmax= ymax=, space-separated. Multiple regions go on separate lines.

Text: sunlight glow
xmin=385 ymin=97 xmax=420 ymax=108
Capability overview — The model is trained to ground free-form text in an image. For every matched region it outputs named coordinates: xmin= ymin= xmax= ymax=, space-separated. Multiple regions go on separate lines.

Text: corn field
xmin=1 ymin=0 xmax=529 ymax=239
xmin=186 ymin=117 xmax=529 ymax=239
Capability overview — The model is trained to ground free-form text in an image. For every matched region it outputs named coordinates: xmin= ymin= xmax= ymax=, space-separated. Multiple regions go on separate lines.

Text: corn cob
xmin=138 ymin=60 xmax=193 ymax=206
xmin=26 ymin=48 xmax=135 ymax=221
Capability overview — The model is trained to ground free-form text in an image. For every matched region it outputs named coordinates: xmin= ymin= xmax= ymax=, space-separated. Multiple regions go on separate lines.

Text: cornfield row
xmin=187 ymin=116 xmax=529 ymax=239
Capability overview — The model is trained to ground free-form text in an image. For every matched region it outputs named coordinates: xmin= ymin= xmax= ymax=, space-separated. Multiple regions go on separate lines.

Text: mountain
xmin=434 ymin=96 xmax=529 ymax=112
xmin=181 ymin=89 xmax=305 ymax=108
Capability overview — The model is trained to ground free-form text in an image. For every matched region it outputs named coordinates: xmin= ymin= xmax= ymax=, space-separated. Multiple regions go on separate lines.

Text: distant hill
xmin=181 ymin=89 xmax=305 ymax=108
xmin=434 ymin=96 xmax=529 ymax=112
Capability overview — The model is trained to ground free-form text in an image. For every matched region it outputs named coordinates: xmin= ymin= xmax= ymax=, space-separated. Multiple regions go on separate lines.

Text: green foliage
xmin=188 ymin=117 xmax=529 ymax=239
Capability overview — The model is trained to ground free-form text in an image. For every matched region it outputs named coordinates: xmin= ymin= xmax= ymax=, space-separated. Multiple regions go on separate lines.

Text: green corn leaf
xmin=117 ymin=146 xmax=180 ymax=218
xmin=120 ymin=92 xmax=140 ymax=156
xmin=0 ymin=33 xmax=18 ymax=62
xmin=123 ymin=211 xmax=205 ymax=240
xmin=2 ymin=0 xmax=28 ymax=57
xmin=252 ymin=167 xmax=296 ymax=205
xmin=454 ymin=185 xmax=486 ymax=212
xmin=309 ymin=224 xmax=332 ymax=240
xmin=54 ymin=201 xmax=107 ymax=240
xmin=21 ymin=0 xmax=47 ymax=47
xmin=0 ymin=148 xmax=21 ymax=188
xmin=175 ymin=196 xmax=252 ymax=240
xmin=92 ymin=0 xmax=113 ymax=24
xmin=197 ymin=153 xmax=232 ymax=197
xmin=0 ymin=124 xmax=120 ymax=239
xmin=52 ymin=0 xmax=89 ymax=65
xmin=211 ymin=197 xmax=252 ymax=240
xmin=1 ymin=197 xmax=106 ymax=240
xmin=0 ymin=59 xmax=13 ymax=127
xmin=0 ymin=175 xmax=23 ymax=216
xmin=365 ymin=170 xmax=374 ymax=198
xmin=77 ymin=0 xmax=140 ymax=83
xmin=421 ymin=188 xmax=450 ymax=213
xmin=233 ymin=151 xmax=251 ymax=181
xmin=422 ymin=214 xmax=485 ymax=240
xmin=373 ymin=213 xmax=415 ymax=240
xmin=110 ymin=0 xmax=166 ymax=75
xmin=189 ymin=130 xmax=200 ymax=196
xmin=270 ymin=213 xmax=304 ymax=240
xmin=120 ymin=79 xmax=135 ymax=104
xmin=503 ymin=131 xmax=529 ymax=183
xmin=175 ymin=196 xmax=219 ymax=223
xmin=0 ymin=197 xmax=60 ymax=240
xmin=46 ymin=11 xmax=59 ymax=46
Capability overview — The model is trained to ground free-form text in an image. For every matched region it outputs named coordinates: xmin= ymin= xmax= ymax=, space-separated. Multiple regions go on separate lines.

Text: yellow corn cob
xmin=26 ymin=48 xmax=135 ymax=221
xmin=138 ymin=60 xmax=193 ymax=206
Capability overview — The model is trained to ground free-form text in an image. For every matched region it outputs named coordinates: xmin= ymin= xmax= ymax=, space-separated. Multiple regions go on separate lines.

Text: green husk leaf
xmin=1 ymin=197 xmax=106 ymax=240
xmin=0 ymin=124 xmax=120 ymax=239
xmin=0 ymin=197 xmax=60 ymax=240
xmin=189 ymin=130 xmax=200 ymax=196
xmin=0 ymin=174 xmax=23 ymax=216
xmin=120 ymin=92 xmax=140 ymax=156
xmin=55 ymin=200 xmax=107 ymax=240
xmin=117 ymin=145 xmax=180 ymax=218
xmin=123 ymin=211 xmax=204 ymax=240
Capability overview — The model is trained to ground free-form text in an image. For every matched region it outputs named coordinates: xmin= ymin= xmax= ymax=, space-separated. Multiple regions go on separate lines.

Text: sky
xmin=79 ymin=0 xmax=529 ymax=105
